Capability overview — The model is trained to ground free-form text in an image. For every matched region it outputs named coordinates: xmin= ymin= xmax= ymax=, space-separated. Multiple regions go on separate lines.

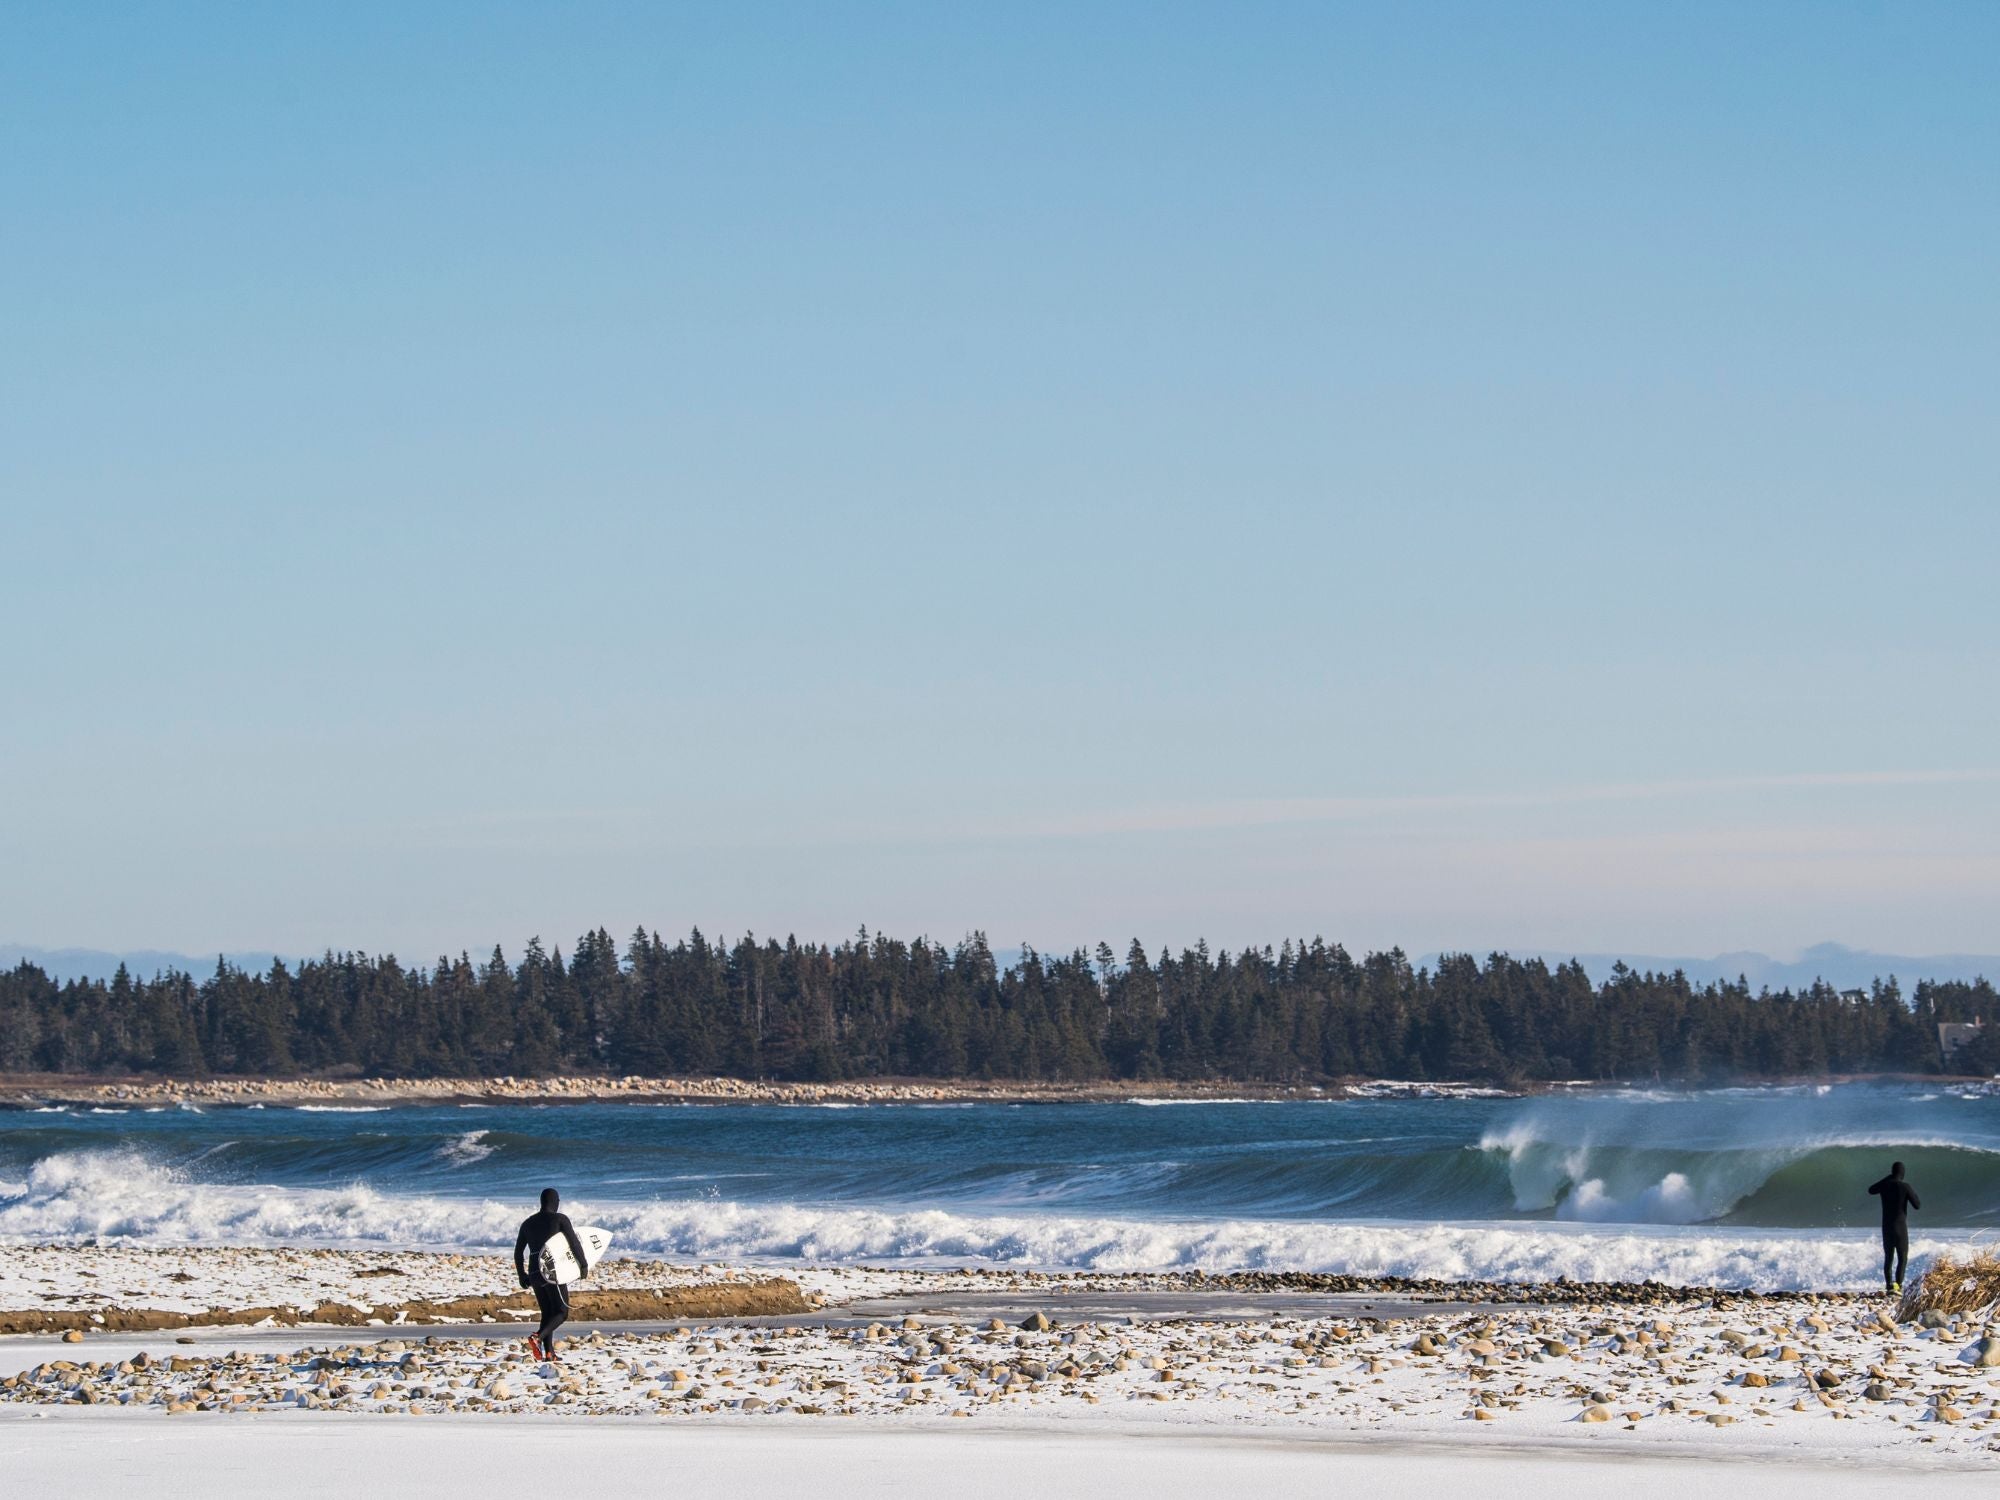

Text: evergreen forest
xmin=2 ymin=930 xmax=1995 ymax=1084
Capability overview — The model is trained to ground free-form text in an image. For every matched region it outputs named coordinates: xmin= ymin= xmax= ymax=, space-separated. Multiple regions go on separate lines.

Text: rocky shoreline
xmin=0 ymin=1073 xmax=1521 ymax=1108
xmin=4 ymin=1275 xmax=1997 ymax=1461
xmin=3 ymin=1246 xmax=1996 ymax=1459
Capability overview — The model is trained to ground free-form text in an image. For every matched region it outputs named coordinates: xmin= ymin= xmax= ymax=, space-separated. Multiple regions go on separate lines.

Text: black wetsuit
xmin=1868 ymin=1174 xmax=1920 ymax=1287
xmin=514 ymin=1209 xmax=588 ymax=1350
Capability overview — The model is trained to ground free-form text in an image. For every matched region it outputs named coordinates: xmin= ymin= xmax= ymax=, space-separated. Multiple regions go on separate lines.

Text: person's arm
xmin=514 ymin=1220 xmax=532 ymax=1286
xmin=557 ymin=1213 xmax=589 ymax=1277
xmin=1907 ymin=1185 xmax=1921 ymax=1212
xmin=1868 ymin=1178 xmax=1885 ymax=1196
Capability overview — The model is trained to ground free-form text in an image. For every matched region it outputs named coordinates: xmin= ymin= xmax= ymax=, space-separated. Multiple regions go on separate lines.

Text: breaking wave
xmin=0 ymin=1147 xmax=1965 ymax=1292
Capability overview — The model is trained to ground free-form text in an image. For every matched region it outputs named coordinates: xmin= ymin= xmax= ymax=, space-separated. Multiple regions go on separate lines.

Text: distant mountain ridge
xmin=1 ymin=945 xmax=295 ymax=985
xmin=1430 ymin=942 xmax=2000 ymax=992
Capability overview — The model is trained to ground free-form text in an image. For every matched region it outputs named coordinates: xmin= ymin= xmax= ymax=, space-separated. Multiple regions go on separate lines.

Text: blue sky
xmin=3 ymin=3 xmax=1996 ymax=961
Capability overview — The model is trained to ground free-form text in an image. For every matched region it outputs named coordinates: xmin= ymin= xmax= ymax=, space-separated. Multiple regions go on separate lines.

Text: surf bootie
xmin=527 ymin=1335 xmax=545 ymax=1360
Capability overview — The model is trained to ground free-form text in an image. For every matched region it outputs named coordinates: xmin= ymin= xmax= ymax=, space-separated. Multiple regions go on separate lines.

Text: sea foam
xmin=0 ymin=1147 xmax=1935 ymax=1292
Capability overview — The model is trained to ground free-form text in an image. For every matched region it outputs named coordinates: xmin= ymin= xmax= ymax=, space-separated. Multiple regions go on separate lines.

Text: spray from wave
xmin=438 ymin=1131 xmax=495 ymax=1166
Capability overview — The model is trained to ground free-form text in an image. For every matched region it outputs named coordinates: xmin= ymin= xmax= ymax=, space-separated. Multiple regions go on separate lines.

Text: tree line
xmin=1 ymin=929 xmax=1995 ymax=1084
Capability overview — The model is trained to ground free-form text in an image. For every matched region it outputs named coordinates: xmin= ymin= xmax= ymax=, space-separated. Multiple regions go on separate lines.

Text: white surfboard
xmin=537 ymin=1224 xmax=613 ymax=1285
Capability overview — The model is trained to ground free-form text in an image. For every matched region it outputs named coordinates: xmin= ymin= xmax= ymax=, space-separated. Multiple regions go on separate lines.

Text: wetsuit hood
xmin=1891 ymin=1162 xmax=1905 ymax=1180
xmin=540 ymin=1187 xmax=560 ymax=1212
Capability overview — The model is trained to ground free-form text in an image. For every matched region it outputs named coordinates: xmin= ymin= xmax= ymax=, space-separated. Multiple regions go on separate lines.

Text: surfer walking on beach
xmin=1867 ymin=1161 xmax=1920 ymax=1295
xmin=515 ymin=1187 xmax=589 ymax=1360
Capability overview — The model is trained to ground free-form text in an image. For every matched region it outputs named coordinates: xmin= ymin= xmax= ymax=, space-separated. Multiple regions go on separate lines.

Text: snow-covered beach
xmin=3 ymin=1245 xmax=1998 ymax=1473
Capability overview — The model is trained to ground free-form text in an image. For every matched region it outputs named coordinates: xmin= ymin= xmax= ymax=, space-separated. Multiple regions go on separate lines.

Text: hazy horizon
xmin=7 ymin=935 xmax=1997 ymax=995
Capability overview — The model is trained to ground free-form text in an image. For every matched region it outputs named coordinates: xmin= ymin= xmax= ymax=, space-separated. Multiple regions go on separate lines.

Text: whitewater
xmin=4 ymin=1086 xmax=1996 ymax=1291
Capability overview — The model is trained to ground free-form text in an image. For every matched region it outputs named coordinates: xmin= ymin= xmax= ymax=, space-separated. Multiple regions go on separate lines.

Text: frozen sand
xmin=2 ymin=1412 xmax=1994 ymax=1500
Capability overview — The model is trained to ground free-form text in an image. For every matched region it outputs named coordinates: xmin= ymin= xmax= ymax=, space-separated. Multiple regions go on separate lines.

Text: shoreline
xmin=4 ymin=1071 xmax=1989 ymax=1110
xmin=2 ymin=1247 xmax=1994 ymax=1466
xmin=0 ymin=1073 xmax=1509 ymax=1107
xmin=0 ymin=1246 xmax=1858 ymax=1338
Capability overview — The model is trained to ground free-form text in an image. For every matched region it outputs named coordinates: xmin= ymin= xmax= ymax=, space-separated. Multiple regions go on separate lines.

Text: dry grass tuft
xmin=1898 ymin=1250 xmax=2000 ymax=1323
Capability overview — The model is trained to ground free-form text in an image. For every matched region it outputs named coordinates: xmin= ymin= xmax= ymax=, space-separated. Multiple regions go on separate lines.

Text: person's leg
xmin=1893 ymin=1226 xmax=1909 ymax=1289
xmin=537 ymin=1281 xmax=570 ymax=1356
xmin=535 ymin=1282 xmax=564 ymax=1350
xmin=1883 ymin=1230 xmax=1897 ymax=1290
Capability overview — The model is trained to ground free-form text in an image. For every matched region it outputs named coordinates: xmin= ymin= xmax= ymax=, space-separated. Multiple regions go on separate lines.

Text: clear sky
xmin=3 ymin=2 xmax=1996 ymax=963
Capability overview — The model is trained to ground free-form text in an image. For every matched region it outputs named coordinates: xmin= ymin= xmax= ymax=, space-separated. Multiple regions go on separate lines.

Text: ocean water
xmin=3 ymin=1084 xmax=1995 ymax=1291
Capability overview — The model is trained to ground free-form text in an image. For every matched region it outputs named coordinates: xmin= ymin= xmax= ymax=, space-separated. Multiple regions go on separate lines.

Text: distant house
xmin=1939 ymin=1019 xmax=1984 ymax=1065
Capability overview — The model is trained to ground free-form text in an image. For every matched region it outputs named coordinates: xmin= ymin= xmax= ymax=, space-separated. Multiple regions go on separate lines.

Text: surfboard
xmin=537 ymin=1224 xmax=613 ymax=1285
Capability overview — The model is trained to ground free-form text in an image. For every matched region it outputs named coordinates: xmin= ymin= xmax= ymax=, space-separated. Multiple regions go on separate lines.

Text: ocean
xmin=4 ymin=1083 xmax=1994 ymax=1291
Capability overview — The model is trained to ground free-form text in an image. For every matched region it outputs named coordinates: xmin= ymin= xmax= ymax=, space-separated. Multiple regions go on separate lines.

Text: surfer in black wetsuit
xmin=1867 ymin=1161 xmax=1920 ymax=1295
xmin=515 ymin=1187 xmax=589 ymax=1360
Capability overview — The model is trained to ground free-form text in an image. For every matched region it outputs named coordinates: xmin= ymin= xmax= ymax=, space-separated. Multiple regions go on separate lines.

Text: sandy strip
xmin=0 ymin=1244 xmax=1813 ymax=1329
xmin=1 ymin=1410 xmax=1994 ymax=1498
xmin=0 ymin=1244 xmax=815 ymax=1332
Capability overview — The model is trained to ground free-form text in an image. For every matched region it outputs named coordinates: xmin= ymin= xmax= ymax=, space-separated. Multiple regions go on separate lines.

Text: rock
xmin=1970 ymin=1337 xmax=2000 ymax=1369
xmin=1918 ymin=1310 xmax=1950 ymax=1330
xmin=61 ymin=1331 xmax=83 ymax=1345
xmin=1741 ymin=1372 xmax=1769 ymax=1388
xmin=1541 ymin=1340 xmax=1571 ymax=1357
xmin=1812 ymin=1370 xmax=1842 ymax=1389
xmin=1473 ymin=1407 xmax=1497 ymax=1421
xmin=1580 ymin=1404 xmax=1613 ymax=1423
xmin=1411 ymin=1334 xmax=1444 ymax=1357
xmin=1708 ymin=1413 xmax=1735 ymax=1426
xmin=1465 ymin=1338 xmax=1497 ymax=1357
xmin=1019 ymin=1313 xmax=1051 ymax=1333
xmin=1864 ymin=1382 xmax=1892 ymax=1401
